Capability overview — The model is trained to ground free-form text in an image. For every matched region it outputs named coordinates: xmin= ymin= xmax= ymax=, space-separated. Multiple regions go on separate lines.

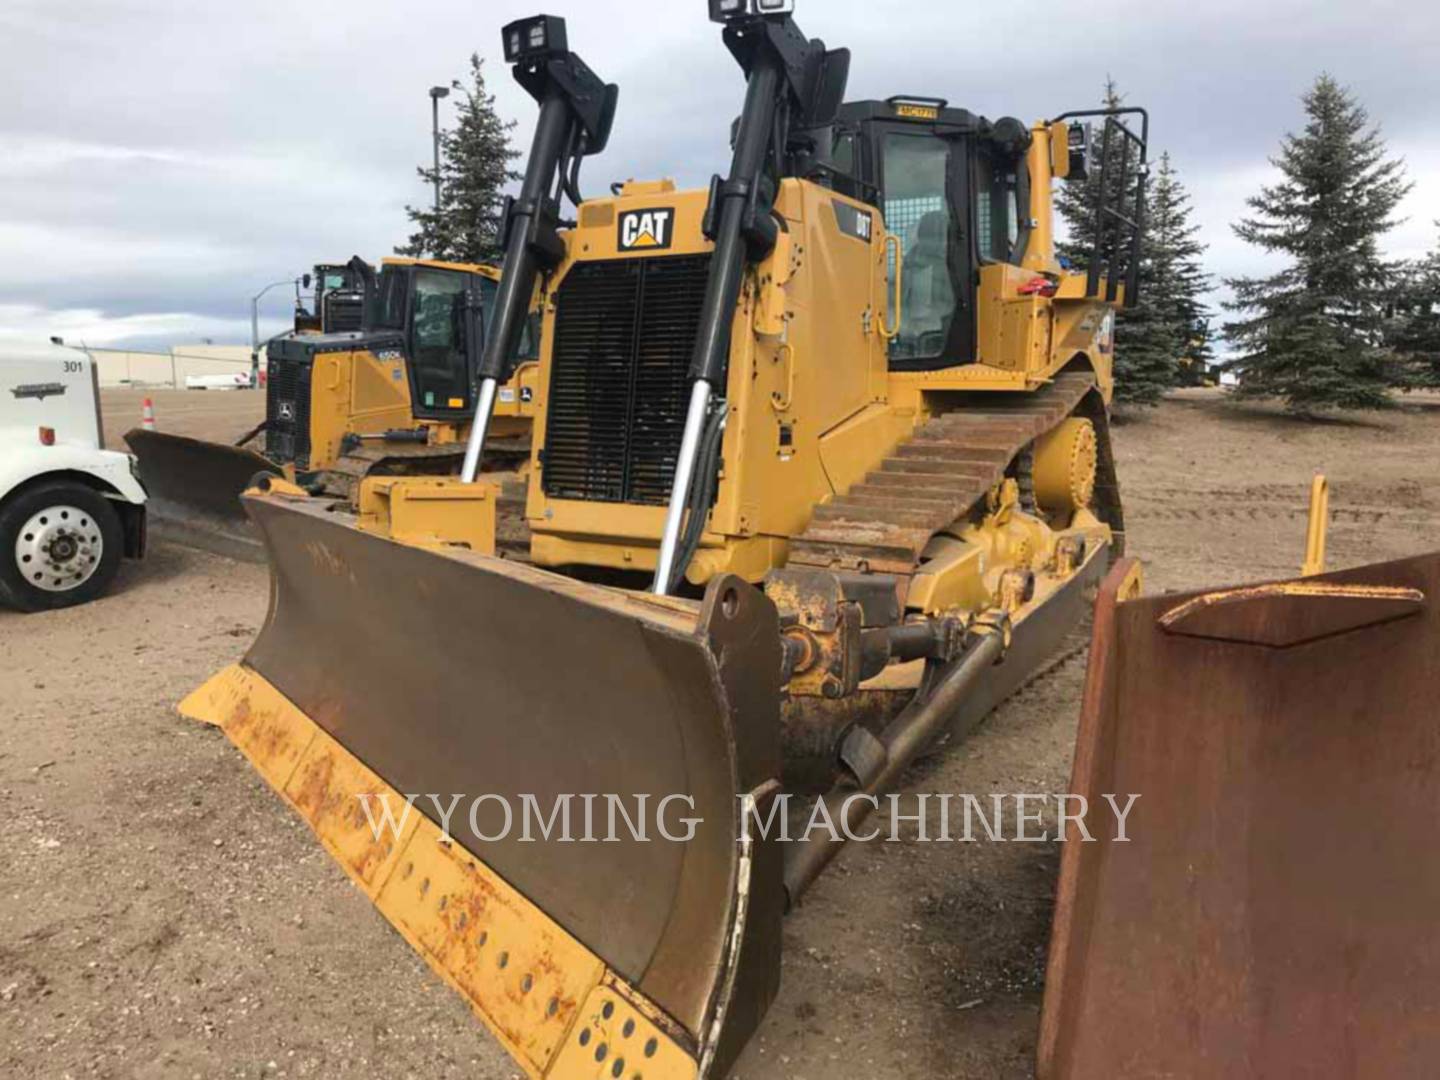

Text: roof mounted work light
xmin=709 ymin=0 xmax=794 ymax=23
xmin=501 ymin=14 xmax=568 ymax=63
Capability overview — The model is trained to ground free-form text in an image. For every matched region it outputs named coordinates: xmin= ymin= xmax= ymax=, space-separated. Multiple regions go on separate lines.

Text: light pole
xmin=49 ymin=336 xmax=95 ymax=364
xmin=251 ymin=278 xmax=298 ymax=388
xmin=429 ymin=85 xmax=450 ymax=252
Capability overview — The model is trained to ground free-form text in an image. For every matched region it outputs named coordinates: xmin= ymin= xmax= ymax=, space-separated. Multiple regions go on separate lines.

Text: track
xmin=316 ymin=436 xmax=531 ymax=502
xmin=774 ymin=370 xmax=1120 ymax=781
xmin=484 ymin=371 xmax=1123 ymax=582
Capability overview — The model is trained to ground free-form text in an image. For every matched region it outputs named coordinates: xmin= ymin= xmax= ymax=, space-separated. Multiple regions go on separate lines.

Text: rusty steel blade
xmin=1040 ymin=552 xmax=1439 ymax=1079
xmin=208 ymin=490 xmax=785 ymax=1075
xmin=125 ymin=428 xmax=280 ymax=560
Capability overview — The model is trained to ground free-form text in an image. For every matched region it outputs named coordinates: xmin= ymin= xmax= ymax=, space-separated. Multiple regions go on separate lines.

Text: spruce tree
xmin=398 ymin=54 xmax=521 ymax=264
xmin=1223 ymin=74 xmax=1411 ymax=413
xmin=1110 ymin=279 xmax=1182 ymax=405
xmin=1054 ymin=78 xmax=1126 ymax=270
xmin=1390 ymin=228 xmax=1440 ymax=387
xmin=1147 ymin=154 xmax=1213 ymax=389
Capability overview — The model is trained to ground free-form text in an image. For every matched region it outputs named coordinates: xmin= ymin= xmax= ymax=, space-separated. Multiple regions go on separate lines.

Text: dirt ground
xmin=3 ymin=387 xmax=1438 ymax=1078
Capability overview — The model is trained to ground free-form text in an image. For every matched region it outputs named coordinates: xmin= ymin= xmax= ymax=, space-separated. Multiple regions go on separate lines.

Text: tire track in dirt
xmin=1126 ymin=496 xmax=1436 ymax=528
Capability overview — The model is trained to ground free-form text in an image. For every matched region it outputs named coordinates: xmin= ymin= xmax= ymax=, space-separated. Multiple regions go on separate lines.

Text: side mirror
xmin=1065 ymin=122 xmax=1091 ymax=183
xmin=302 ymin=273 xmax=313 ymax=289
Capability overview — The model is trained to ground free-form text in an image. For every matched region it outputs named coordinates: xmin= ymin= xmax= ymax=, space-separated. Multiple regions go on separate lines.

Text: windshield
xmin=410 ymin=268 xmax=471 ymax=410
xmin=882 ymin=132 xmax=957 ymax=363
xmin=472 ymin=276 xmax=539 ymax=364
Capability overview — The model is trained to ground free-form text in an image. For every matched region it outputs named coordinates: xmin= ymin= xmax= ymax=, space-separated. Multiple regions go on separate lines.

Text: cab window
xmin=975 ymin=148 xmax=1021 ymax=263
xmin=373 ymin=266 xmax=408 ymax=331
xmin=469 ymin=277 xmax=537 ymax=363
xmin=831 ymin=130 xmax=856 ymax=176
xmin=410 ymin=269 xmax=470 ymax=410
xmin=513 ymin=310 xmax=540 ymax=362
xmin=881 ymin=132 xmax=956 ymax=363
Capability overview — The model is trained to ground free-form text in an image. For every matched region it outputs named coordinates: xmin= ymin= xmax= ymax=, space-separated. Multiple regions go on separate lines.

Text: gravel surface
xmin=2 ymin=387 xmax=1437 ymax=1077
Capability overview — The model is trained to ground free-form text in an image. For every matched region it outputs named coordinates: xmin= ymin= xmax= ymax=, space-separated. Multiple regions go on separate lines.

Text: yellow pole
xmin=1302 ymin=473 xmax=1330 ymax=577
xmin=1021 ymin=121 xmax=1068 ymax=276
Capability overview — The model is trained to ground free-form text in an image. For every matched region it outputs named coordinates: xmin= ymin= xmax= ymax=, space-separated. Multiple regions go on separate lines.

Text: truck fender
xmin=0 ymin=445 xmax=148 ymax=508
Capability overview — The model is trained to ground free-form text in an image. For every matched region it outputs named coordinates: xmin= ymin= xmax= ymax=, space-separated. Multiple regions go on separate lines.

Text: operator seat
xmin=899 ymin=210 xmax=955 ymax=355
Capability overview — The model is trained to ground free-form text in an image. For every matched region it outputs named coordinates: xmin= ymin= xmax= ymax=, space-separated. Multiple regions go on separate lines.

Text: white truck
xmin=0 ymin=343 xmax=148 ymax=611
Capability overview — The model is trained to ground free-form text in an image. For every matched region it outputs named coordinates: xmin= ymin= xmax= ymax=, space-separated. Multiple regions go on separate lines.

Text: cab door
xmin=405 ymin=267 xmax=491 ymax=420
xmin=870 ymin=122 xmax=977 ymax=370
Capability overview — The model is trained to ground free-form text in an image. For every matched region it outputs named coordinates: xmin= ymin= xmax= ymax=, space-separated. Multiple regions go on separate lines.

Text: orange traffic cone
xmin=141 ymin=397 xmax=157 ymax=431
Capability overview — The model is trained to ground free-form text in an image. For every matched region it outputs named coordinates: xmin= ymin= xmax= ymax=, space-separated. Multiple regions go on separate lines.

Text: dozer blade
xmin=125 ymin=429 xmax=280 ymax=561
xmin=1039 ymin=553 xmax=1438 ymax=1080
xmin=180 ymin=491 xmax=785 ymax=1079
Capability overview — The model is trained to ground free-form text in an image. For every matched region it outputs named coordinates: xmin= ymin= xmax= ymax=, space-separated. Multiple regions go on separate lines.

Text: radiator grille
xmin=542 ymin=254 xmax=711 ymax=506
xmin=323 ymin=293 xmax=364 ymax=333
xmin=264 ymin=346 xmax=313 ymax=469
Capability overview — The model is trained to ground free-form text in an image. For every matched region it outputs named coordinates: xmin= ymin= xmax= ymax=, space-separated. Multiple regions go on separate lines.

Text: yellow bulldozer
xmin=183 ymin=5 xmax=1151 ymax=1075
xmin=126 ymin=255 xmax=540 ymax=559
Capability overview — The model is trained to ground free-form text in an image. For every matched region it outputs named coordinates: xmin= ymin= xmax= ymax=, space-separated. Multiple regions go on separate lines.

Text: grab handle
xmin=879 ymin=233 xmax=903 ymax=341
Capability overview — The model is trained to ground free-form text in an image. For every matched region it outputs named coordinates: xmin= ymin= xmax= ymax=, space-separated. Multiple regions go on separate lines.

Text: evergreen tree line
xmin=1059 ymin=74 xmax=1434 ymax=412
xmin=1055 ymin=81 xmax=1214 ymax=406
xmin=405 ymin=58 xmax=1435 ymax=414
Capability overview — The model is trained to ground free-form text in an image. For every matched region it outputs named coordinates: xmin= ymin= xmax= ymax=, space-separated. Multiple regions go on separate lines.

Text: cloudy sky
xmin=2 ymin=0 xmax=1437 ymax=351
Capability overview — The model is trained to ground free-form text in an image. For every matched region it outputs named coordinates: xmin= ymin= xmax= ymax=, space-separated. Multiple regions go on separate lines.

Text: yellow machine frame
xmin=522 ymin=121 xmax=1115 ymax=587
xmin=181 ymin=10 xmax=1150 ymax=1076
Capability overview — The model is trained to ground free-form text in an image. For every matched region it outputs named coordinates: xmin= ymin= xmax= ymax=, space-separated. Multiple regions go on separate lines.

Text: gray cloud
xmin=2 ymin=0 xmax=1437 ymax=346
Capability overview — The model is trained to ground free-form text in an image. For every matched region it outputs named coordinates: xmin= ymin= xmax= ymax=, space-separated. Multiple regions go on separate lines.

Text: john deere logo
xmin=618 ymin=208 xmax=674 ymax=251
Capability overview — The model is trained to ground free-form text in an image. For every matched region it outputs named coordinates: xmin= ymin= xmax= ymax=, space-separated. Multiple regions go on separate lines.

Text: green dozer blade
xmin=180 ymin=490 xmax=785 ymax=1079
xmin=125 ymin=429 xmax=280 ymax=561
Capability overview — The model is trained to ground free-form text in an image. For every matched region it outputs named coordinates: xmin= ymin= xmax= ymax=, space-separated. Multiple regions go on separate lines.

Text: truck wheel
xmin=0 ymin=482 xmax=124 ymax=612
